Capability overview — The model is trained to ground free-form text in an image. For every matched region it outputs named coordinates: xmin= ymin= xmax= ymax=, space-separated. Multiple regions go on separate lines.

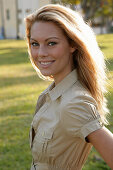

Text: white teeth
xmin=40 ymin=61 xmax=53 ymax=65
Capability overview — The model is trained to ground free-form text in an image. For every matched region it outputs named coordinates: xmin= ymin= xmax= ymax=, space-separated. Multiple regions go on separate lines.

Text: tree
xmin=61 ymin=0 xmax=80 ymax=4
xmin=51 ymin=0 xmax=80 ymax=7
xmin=53 ymin=0 xmax=113 ymax=32
xmin=93 ymin=0 xmax=113 ymax=32
xmin=51 ymin=0 xmax=80 ymax=10
xmin=81 ymin=0 xmax=101 ymax=20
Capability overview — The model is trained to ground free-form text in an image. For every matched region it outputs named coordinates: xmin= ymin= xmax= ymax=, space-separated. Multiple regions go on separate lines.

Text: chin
xmin=40 ymin=71 xmax=52 ymax=77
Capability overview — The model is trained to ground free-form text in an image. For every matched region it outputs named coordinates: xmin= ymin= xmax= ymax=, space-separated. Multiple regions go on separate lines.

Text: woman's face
xmin=30 ymin=21 xmax=76 ymax=84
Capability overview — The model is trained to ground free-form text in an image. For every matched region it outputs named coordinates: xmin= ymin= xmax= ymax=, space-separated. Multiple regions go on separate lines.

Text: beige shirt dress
xmin=29 ymin=69 xmax=103 ymax=170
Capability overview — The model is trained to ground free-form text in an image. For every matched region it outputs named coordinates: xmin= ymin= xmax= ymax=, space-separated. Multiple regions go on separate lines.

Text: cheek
xmin=30 ymin=49 xmax=37 ymax=59
xmin=52 ymin=46 xmax=66 ymax=59
xmin=57 ymin=46 xmax=71 ymax=60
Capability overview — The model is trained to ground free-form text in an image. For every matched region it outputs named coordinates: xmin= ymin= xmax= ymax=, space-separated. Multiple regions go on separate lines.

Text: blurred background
xmin=0 ymin=0 xmax=113 ymax=39
xmin=0 ymin=0 xmax=113 ymax=170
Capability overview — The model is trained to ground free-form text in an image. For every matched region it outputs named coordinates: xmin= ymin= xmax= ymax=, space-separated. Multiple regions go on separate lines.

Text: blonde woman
xmin=25 ymin=4 xmax=113 ymax=170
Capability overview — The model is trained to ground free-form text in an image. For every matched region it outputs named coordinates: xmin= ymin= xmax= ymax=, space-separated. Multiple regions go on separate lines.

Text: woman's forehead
xmin=30 ymin=21 xmax=66 ymax=40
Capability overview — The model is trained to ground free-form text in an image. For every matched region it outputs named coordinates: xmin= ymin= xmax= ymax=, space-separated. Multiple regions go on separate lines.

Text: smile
xmin=39 ymin=61 xmax=55 ymax=67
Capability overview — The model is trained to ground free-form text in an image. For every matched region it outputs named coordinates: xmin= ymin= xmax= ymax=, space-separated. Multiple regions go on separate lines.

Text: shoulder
xmin=60 ymin=80 xmax=103 ymax=139
xmin=62 ymin=80 xmax=97 ymax=108
xmin=60 ymin=79 xmax=101 ymax=127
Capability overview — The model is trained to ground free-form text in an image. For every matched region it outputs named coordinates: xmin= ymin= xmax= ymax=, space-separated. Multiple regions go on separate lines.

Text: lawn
xmin=0 ymin=34 xmax=113 ymax=170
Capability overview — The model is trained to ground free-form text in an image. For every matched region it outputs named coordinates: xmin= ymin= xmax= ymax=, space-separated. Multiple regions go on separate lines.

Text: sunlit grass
xmin=0 ymin=34 xmax=113 ymax=170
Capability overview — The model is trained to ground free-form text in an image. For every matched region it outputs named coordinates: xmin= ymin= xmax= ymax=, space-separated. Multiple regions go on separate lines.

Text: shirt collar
xmin=45 ymin=69 xmax=78 ymax=101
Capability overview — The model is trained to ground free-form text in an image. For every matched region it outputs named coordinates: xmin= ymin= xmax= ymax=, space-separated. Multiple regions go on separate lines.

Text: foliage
xmin=61 ymin=0 xmax=80 ymax=4
xmin=81 ymin=0 xmax=113 ymax=19
xmin=52 ymin=0 xmax=113 ymax=29
xmin=0 ymin=35 xmax=113 ymax=169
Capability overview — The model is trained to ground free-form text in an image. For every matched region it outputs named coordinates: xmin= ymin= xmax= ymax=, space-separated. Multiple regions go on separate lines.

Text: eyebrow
xmin=30 ymin=37 xmax=60 ymax=41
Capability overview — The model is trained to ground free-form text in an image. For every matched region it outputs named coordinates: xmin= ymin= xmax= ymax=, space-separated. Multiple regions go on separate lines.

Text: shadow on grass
xmin=0 ymin=101 xmax=37 ymax=117
xmin=0 ymin=47 xmax=26 ymax=50
xmin=0 ymin=48 xmax=29 ymax=65
xmin=99 ymin=45 xmax=108 ymax=50
xmin=0 ymin=74 xmax=43 ymax=87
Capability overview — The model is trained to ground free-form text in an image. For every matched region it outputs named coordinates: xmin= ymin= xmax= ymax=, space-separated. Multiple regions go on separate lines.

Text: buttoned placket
xmin=30 ymin=93 xmax=50 ymax=146
xmin=30 ymin=92 xmax=52 ymax=169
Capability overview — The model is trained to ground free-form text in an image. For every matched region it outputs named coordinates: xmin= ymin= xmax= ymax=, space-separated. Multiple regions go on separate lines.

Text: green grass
xmin=0 ymin=34 xmax=113 ymax=170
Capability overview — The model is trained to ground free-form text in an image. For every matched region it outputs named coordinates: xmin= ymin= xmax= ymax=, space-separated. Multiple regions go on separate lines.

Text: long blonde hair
xmin=25 ymin=4 xmax=109 ymax=124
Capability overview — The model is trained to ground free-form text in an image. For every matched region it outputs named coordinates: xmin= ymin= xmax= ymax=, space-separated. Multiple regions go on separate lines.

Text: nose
xmin=38 ymin=45 xmax=48 ymax=58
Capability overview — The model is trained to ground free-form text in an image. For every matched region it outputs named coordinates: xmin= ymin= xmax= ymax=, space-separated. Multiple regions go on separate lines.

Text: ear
xmin=70 ymin=46 xmax=77 ymax=53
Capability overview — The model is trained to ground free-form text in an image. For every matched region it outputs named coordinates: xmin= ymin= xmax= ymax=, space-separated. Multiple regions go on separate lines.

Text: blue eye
xmin=31 ymin=42 xmax=39 ymax=47
xmin=48 ymin=42 xmax=57 ymax=46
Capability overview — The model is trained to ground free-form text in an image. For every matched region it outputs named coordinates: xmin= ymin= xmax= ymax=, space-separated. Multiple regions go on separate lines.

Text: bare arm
xmin=87 ymin=126 xmax=113 ymax=169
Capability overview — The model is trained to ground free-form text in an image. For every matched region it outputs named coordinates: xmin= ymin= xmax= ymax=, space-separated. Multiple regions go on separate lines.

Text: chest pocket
xmin=32 ymin=128 xmax=53 ymax=156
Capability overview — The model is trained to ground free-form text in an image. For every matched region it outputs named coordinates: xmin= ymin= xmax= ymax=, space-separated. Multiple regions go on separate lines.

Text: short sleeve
xmin=60 ymin=93 xmax=103 ymax=141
